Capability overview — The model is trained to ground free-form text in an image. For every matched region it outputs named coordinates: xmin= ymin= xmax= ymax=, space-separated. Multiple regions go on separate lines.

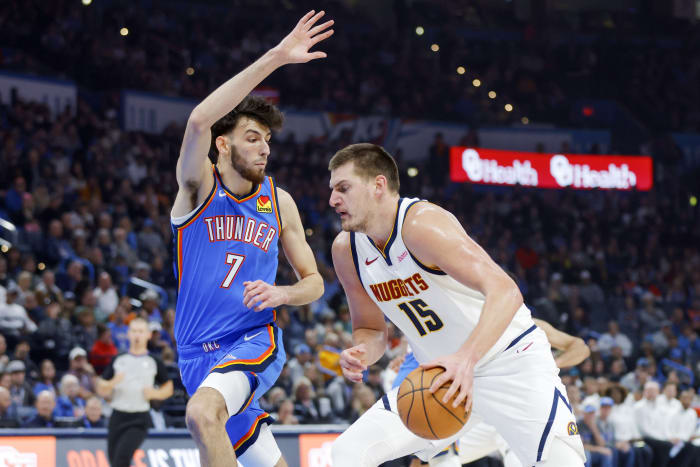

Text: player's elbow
xmin=187 ymin=108 xmax=210 ymax=133
xmin=575 ymin=338 xmax=591 ymax=360
xmin=310 ymin=273 xmax=324 ymax=302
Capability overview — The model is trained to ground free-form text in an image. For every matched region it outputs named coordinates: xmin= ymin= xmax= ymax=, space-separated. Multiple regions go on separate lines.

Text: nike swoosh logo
xmin=218 ymin=190 xmax=226 ymax=197
xmin=365 ymin=257 xmax=379 ymax=265
xmin=244 ymin=331 xmax=263 ymax=342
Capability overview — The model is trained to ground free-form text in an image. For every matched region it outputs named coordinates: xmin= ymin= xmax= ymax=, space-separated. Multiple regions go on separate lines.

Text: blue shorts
xmin=178 ymin=323 xmax=285 ymax=456
xmin=392 ymin=352 xmax=418 ymax=389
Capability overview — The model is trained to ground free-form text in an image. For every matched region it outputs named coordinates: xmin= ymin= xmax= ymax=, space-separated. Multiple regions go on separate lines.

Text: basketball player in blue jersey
xmin=327 ymin=144 xmax=586 ymax=466
xmin=170 ymin=11 xmax=332 ymax=467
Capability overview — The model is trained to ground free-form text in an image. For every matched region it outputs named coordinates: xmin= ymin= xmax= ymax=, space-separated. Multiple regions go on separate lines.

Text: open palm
xmin=275 ymin=10 xmax=334 ymax=64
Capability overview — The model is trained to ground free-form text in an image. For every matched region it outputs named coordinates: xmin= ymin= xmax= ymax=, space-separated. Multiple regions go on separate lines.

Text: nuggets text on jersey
xmin=368 ymin=273 xmax=429 ymax=302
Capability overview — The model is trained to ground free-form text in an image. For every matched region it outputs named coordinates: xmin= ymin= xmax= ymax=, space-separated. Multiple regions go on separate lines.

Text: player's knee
xmin=185 ymin=389 xmax=228 ymax=437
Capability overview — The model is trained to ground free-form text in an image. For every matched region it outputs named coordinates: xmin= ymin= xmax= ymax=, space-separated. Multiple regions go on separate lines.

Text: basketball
xmin=396 ymin=367 xmax=470 ymax=440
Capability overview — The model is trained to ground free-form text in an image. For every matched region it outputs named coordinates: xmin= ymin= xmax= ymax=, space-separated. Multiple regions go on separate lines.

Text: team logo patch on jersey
xmin=256 ymin=195 xmax=273 ymax=213
xmin=567 ymin=421 xmax=579 ymax=435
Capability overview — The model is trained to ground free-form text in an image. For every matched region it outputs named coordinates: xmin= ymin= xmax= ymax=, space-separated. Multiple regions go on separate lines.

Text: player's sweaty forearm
xmin=457 ymin=280 xmax=523 ymax=365
xmin=189 ymin=49 xmax=284 ymax=130
xmin=351 ymin=328 xmax=388 ymax=366
xmin=280 ymin=272 xmax=323 ymax=306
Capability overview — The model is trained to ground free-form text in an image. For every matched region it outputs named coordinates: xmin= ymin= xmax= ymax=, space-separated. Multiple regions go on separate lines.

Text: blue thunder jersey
xmin=172 ymin=166 xmax=282 ymax=347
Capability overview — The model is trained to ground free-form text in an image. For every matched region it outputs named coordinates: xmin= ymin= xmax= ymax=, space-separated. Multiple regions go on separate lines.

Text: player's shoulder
xmin=331 ymin=231 xmax=351 ymax=255
xmin=403 ymin=200 xmax=452 ymax=230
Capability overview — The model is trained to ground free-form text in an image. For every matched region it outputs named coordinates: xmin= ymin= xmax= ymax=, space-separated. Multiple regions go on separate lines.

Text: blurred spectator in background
xmin=0 ymin=288 xmax=37 ymax=339
xmin=0 ymin=386 xmax=19 ymax=427
xmin=32 ymin=359 xmax=58 ymax=397
xmin=66 ymin=347 xmax=95 ymax=399
xmin=55 ymin=373 xmax=85 ymax=418
xmin=580 ymin=403 xmax=615 ymax=467
xmin=93 ymin=272 xmax=118 ymax=321
xmin=36 ymin=302 xmax=73 ymax=364
xmin=89 ymin=323 xmax=117 ymax=374
xmin=22 ymin=390 xmax=56 ymax=428
xmin=82 ymin=396 xmax=106 ymax=428
xmin=634 ymin=381 xmax=672 ymax=465
xmin=599 ymin=321 xmax=633 ymax=359
xmin=107 ymin=304 xmax=130 ymax=353
xmin=7 ymin=360 xmax=34 ymax=409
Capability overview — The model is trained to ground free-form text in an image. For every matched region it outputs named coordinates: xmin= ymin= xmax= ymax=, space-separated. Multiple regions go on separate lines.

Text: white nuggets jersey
xmin=351 ymin=197 xmax=535 ymax=366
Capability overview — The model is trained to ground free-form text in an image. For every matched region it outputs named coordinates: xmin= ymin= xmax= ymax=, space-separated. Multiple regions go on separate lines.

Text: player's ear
xmin=215 ymin=135 xmax=229 ymax=155
xmin=374 ymin=174 xmax=387 ymax=195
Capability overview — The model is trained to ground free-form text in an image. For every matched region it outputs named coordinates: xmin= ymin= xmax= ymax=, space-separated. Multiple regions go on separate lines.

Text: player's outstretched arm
xmin=533 ymin=318 xmax=590 ymax=368
xmin=173 ymin=10 xmax=334 ymax=216
xmin=332 ymin=232 xmax=388 ymax=382
xmin=243 ymin=188 xmax=323 ymax=309
xmin=404 ymin=202 xmax=523 ymax=410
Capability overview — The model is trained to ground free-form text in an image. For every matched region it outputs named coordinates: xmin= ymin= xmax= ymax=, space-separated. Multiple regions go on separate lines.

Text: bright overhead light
xmin=120 ymin=27 xmax=129 ymax=36
xmin=457 ymin=66 xmax=466 ymax=75
xmin=521 ymin=117 xmax=530 ymax=124
xmin=186 ymin=67 xmax=195 ymax=76
xmin=505 ymin=104 xmax=513 ymax=112
xmin=472 ymin=79 xmax=481 ymax=87
xmin=407 ymin=167 xmax=419 ymax=178
xmin=430 ymin=44 xmax=440 ymax=52
xmin=415 ymin=26 xmax=425 ymax=36
xmin=82 ymin=0 xmax=92 ymax=5
xmin=488 ymin=91 xmax=497 ymax=99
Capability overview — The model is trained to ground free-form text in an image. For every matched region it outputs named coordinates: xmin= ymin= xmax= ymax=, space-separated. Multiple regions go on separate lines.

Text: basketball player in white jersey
xmin=327 ymin=143 xmax=586 ymax=467
xmin=423 ymin=318 xmax=591 ymax=466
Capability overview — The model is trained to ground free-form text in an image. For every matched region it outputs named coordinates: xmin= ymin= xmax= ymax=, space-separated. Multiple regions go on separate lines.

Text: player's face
xmin=227 ymin=117 xmax=272 ymax=185
xmin=329 ymin=162 xmax=373 ymax=232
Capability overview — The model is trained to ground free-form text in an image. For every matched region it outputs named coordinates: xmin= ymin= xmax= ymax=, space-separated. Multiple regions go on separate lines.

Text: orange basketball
xmin=396 ymin=367 xmax=470 ymax=440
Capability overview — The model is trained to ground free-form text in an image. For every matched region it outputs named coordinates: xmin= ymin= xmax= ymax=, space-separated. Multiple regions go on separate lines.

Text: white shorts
xmin=332 ymin=326 xmax=585 ymax=467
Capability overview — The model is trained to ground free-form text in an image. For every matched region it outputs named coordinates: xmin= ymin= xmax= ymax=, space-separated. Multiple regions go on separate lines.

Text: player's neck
xmin=365 ymin=195 xmax=401 ymax=249
xmin=216 ymin=163 xmax=256 ymax=197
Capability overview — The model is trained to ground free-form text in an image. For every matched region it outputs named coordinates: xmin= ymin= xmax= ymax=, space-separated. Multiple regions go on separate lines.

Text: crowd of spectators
xmin=0 ymin=89 xmax=698 ymax=464
xmin=0 ymin=0 xmax=699 ymax=131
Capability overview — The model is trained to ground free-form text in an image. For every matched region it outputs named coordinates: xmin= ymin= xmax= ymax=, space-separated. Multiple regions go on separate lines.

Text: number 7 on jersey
xmin=220 ymin=253 xmax=246 ymax=288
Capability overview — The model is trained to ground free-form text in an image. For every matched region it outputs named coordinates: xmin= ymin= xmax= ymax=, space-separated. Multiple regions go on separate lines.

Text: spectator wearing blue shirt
xmin=32 ymin=359 xmax=58 ymax=397
xmin=107 ymin=305 xmax=130 ymax=352
xmin=580 ymin=404 xmax=615 ymax=467
xmin=55 ymin=373 xmax=85 ymax=418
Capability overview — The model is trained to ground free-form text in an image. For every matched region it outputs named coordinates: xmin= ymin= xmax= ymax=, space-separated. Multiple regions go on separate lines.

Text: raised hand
xmin=273 ymin=10 xmax=334 ymax=64
xmin=420 ymin=352 xmax=475 ymax=411
xmin=243 ymin=280 xmax=290 ymax=311
xmin=339 ymin=344 xmax=368 ymax=383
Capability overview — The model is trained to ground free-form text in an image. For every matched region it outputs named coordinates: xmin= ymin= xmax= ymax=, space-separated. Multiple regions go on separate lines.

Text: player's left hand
xmin=420 ymin=353 xmax=476 ymax=411
xmin=273 ymin=10 xmax=334 ymax=65
xmin=243 ymin=280 xmax=290 ymax=311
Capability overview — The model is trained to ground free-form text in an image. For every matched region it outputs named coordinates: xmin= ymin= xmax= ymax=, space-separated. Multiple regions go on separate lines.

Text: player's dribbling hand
xmin=421 ymin=353 xmax=476 ymax=412
xmin=339 ymin=344 xmax=367 ymax=383
xmin=272 ymin=10 xmax=334 ymax=64
xmin=243 ymin=280 xmax=290 ymax=311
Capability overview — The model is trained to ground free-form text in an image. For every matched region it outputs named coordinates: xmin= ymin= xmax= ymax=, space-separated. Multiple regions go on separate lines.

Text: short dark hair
xmin=210 ymin=95 xmax=284 ymax=158
xmin=328 ymin=143 xmax=400 ymax=193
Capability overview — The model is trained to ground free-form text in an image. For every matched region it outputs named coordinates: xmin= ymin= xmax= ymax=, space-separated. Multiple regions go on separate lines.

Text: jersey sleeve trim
xmin=404 ymin=199 xmax=447 ymax=275
xmin=349 ymin=232 xmax=364 ymax=288
xmin=269 ymin=177 xmax=283 ymax=232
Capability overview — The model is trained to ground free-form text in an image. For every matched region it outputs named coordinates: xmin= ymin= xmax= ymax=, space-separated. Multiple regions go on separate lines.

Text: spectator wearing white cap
xmin=7 ymin=360 xmax=34 ymax=408
xmin=55 ymin=373 xmax=85 ymax=418
xmin=139 ymin=289 xmax=162 ymax=323
xmin=634 ymin=380 xmax=672 ymax=465
xmin=579 ymin=403 xmax=614 ymax=467
xmin=67 ymin=347 xmax=96 ymax=399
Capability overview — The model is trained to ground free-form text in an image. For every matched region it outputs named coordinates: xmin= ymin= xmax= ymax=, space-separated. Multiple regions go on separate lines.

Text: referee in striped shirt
xmin=97 ymin=317 xmax=173 ymax=467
